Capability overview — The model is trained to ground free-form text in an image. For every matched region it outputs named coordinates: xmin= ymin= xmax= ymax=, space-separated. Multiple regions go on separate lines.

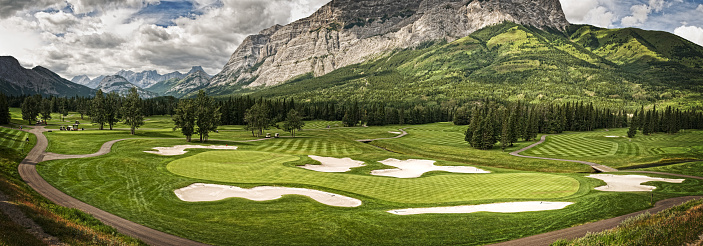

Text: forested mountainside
xmin=238 ymin=22 xmax=703 ymax=110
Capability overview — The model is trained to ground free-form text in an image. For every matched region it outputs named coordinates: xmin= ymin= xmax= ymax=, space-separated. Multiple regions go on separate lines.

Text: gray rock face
xmin=71 ymin=75 xmax=91 ymax=86
xmin=96 ymin=75 xmax=158 ymax=98
xmin=209 ymin=0 xmax=569 ymax=89
xmin=0 ymin=56 xmax=94 ymax=97
xmin=117 ymin=70 xmax=185 ymax=89
xmin=163 ymin=69 xmax=211 ymax=97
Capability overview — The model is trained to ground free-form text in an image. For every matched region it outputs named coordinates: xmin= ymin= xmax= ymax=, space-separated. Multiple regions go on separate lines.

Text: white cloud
xmin=697 ymin=4 xmax=703 ymax=12
xmin=674 ymin=25 xmax=703 ymax=46
xmin=621 ymin=4 xmax=651 ymax=27
xmin=0 ymin=0 xmax=331 ymax=78
xmin=560 ymin=0 xmax=616 ymax=27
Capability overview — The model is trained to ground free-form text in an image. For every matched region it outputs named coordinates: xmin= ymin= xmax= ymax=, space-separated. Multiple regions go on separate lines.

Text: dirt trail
xmin=17 ymin=126 xmax=209 ymax=246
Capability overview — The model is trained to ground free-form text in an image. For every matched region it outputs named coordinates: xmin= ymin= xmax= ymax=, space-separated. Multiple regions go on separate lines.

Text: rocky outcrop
xmin=208 ymin=0 xmax=569 ymax=89
xmin=96 ymin=75 xmax=158 ymax=98
xmin=0 ymin=56 xmax=94 ymax=97
xmin=117 ymin=70 xmax=185 ymax=89
xmin=145 ymin=66 xmax=211 ymax=97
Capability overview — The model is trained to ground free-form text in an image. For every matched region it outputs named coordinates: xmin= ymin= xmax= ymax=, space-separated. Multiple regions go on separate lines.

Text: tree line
xmin=462 ymin=101 xmax=703 ymax=150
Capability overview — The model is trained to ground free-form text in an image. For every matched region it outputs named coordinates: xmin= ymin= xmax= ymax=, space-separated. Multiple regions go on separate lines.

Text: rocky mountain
xmin=70 ymin=75 xmax=104 ymax=89
xmin=147 ymin=66 xmax=211 ymax=97
xmin=207 ymin=0 xmax=569 ymax=92
xmin=96 ymin=75 xmax=158 ymax=98
xmin=116 ymin=70 xmax=186 ymax=89
xmin=0 ymin=56 xmax=95 ymax=97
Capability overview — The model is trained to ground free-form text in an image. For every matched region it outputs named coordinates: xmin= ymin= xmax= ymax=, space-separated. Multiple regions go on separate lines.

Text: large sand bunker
xmin=174 ymin=183 xmax=362 ymax=207
xmin=587 ymin=174 xmax=685 ymax=192
xmin=388 ymin=201 xmax=574 ymax=215
xmin=371 ymin=158 xmax=490 ymax=178
xmin=144 ymin=145 xmax=238 ymax=156
xmin=301 ymin=155 xmax=365 ymax=172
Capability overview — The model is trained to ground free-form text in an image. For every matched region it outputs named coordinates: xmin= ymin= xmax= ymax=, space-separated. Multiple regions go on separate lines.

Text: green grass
xmin=522 ymin=129 xmax=703 ymax=168
xmin=168 ymin=151 xmax=579 ymax=204
xmin=0 ymin=127 xmax=144 ymax=246
xmin=0 ymin=127 xmax=32 ymax=154
xmin=371 ymin=123 xmax=593 ymax=173
xmin=553 ymin=199 xmax=703 ymax=246
xmin=637 ymin=161 xmax=703 ymax=178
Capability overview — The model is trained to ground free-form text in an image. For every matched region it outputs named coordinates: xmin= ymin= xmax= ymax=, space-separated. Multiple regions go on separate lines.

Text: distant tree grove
xmin=9 ymin=93 xmax=703 ymax=145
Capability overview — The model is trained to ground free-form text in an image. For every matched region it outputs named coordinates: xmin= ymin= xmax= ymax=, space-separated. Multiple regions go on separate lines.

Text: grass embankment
xmin=35 ymin=124 xmax=700 ymax=245
xmin=638 ymin=161 xmax=703 ymax=178
xmin=0 ymin=127 xmax=144 ymax=245
xmin=520 ymin=129 xmax=703 ymax=169
xmin=371 ymin=123 xmax=592 ymax=173
xmin=553 ymin=199 xmax=703 ymax=246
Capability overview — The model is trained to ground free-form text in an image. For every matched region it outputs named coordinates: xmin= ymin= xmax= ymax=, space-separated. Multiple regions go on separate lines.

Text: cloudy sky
xmin=0 ymin=0 xmax=702 ymax=80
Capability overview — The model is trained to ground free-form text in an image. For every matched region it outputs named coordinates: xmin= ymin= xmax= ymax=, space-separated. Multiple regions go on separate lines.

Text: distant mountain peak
xmin=0 ymin=55 xmax=94 ymax=97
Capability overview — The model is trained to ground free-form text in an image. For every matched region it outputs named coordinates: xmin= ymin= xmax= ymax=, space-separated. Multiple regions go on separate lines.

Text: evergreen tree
xmin=40 ymin=98 xmax=52 ymax=124
xmin=507 ymin=107 xmax=518 ymax=146
xmin=465 ymin=107 xmax=480 ymax=147
xmin=244 ymin=102 xmax=271 ymax=138
xmin=173 ymin=99 xmax=196 ymax=142
xmin=106 ymin=92 xmax=121 ymax=130
xmin=0 ymin=94 xmax=11 ymax=125
xmin=91 ymin=90 xmax=107 ymax=130
xmin=453 ymin=106 xmax=471 ymax=125
xmin=59 ymin=99 xmax=68 ymax=122
xmin=21 ymin=97 xmax=38 ymax=124
xmin=194 ymin=90 xmax=221 ymax=142
xmin=120 ymin=87 xmax=144 ymax=135
xmin=283 ymin=109 xmax=305 ymax=137
xmin=500 ymin=109 xmax=509 ymax=151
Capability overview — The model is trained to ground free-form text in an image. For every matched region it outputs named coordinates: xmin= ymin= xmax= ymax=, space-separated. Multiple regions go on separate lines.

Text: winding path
xmin=18 ymin=126 xmax=209 ymax=246
xmin=510 ymin=134 xmax=619 ymax=172
xmin=490 ymin=195 xmax=703 ymax=246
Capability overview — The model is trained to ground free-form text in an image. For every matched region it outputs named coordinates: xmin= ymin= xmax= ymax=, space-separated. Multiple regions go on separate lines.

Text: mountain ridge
xmin=0 ymin=56 xmax=95 ymax=97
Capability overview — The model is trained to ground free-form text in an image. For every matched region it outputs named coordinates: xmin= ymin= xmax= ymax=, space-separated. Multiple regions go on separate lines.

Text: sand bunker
xmin=388 ymin=131 xmax=402 ymax=134
xmin=388 ymin=201 xmax=574 ymax=215
xmin=587 ymin=174 xmax=685 ymax=192
xmin=175 ymin=183 xmax=362 ymax=207
xmin=301 ymin=155 xmax=365 ymax=172
xmin=605 ymin=136 xmax=620 ymax=138
xmin=144 ymin=145 xmax=237 ymax=156
xmin=371 ymin=158 xmax=490 ymax=178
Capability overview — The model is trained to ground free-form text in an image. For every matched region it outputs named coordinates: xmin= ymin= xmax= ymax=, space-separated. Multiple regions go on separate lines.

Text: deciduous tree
xmin=120 ymin=87 xmax=144 ymax=135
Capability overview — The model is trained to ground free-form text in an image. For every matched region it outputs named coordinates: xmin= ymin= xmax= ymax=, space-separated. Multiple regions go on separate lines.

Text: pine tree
xmin=120 ymin=87 xmax=144 ymax=135
xmin=91 ymin=90 xmax=107 ymax=130
xmin=244 ymin=102 xmax=271 ymax=138
xmin=59 ymin=99 xmax=68 ymax=122
xmin=283 ymin=109 xmax=305 ymax=137
xmin=0 ymin=93 xmax=10 ymax=125
xmin=106 ymin=92 xmax=121 ymax=130
xmin=21 ymin=97 xmax=37 ymax=124
xmin=173 ymin=99 xmax=196 ymax=142
xmin=40 ymin=98 xmax=52 ymax=124
xmin=194 ymin=90 xmax=221 ymax=142
xmin=500 ymin=109 xmax=509 ymax=151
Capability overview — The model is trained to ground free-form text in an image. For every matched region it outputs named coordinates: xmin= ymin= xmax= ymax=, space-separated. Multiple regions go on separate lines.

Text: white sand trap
xmin=144 ymin=145 xmax=238 ymax=156
xmin=371 ymin=158 xmax=490 ymax=178
xmin=587 ymin=174 xmax=685 ymax=192
xmin=301 ymin=155 xmax=365 ymax=172
xmin=605 ymin=136 xmax=620 ymax=138
xmin=388 ymin=131 xmax=402 ymax=134
xmin=387 ymin=201 xmax=574 ymax=215
xmin=175 ymin=183 xmax=362 ymax=207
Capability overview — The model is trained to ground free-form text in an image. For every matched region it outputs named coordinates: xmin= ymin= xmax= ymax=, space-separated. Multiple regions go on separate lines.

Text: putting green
xmin=167 ymin=151 xmax=580 ymax=203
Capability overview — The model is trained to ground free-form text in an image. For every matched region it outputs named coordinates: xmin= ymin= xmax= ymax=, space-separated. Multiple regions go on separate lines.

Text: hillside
xmin=0 ymin=56 xmax=95 ymax=97
xmin=96 ymin=75 xmax=158 ymax=98
xmin=239 ymin=23 xmax=703 ymax=109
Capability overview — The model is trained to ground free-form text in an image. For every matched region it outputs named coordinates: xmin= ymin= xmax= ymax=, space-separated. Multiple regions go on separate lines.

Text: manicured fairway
xmin=33 ymin=121 xmax=703 ymax=245
xmin=167 ymin=151 xmax=579 ymax=203
xmin=0 ymin=127 xmax=35 ymax=153
xmin=371 ymin=123 xmax=593 ymax=172
xmin=522 ymin=129 xmax=703 ymax=168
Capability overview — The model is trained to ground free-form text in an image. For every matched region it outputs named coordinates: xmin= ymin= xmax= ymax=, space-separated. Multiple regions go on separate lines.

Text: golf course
xmin=2 ymin=108 xmax=702 ymax=245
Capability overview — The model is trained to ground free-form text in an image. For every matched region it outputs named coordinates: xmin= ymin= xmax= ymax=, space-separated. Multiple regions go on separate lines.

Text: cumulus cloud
xmin=674 ymin=25 xmax=703 ymax=46
xmin=621 ymin=4 xmax=651 ymax=27
xmin=0 ymin=0 xmax=59 ymax=18
xmin=0 ymin=0 xmax=330 ymax=79
xmin=697 ymin=4 xmax=703 ymax=12
xmin=560 ymin=0 xmax=616 ymax=27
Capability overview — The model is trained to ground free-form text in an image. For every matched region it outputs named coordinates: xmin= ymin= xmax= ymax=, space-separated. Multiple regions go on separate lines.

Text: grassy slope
xmin=521 ymin=129 xmax=703 ymax=169
xmin=553 ymin=199 xmax=703 ymax=246
xmin=0 ymin=127 xmax=144 ymax=246
xmin=34 ymin=122 xmax=703 ymax=245
xmin=242 ymin=23 xmax=703 ymax=110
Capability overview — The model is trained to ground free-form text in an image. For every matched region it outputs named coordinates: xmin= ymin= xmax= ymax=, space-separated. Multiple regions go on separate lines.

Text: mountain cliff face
xmin=96 ymin=75 xmax=158 ymax=98
xmin=116 ymin=70 xmax=185 ymax=89
xmin=146 ymin=66 xmax=211 ymax=97
xmin=208 ymin=0 xmax=569 ymax=90
xmin=0 ymin=56 xmax=94 ymax=97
